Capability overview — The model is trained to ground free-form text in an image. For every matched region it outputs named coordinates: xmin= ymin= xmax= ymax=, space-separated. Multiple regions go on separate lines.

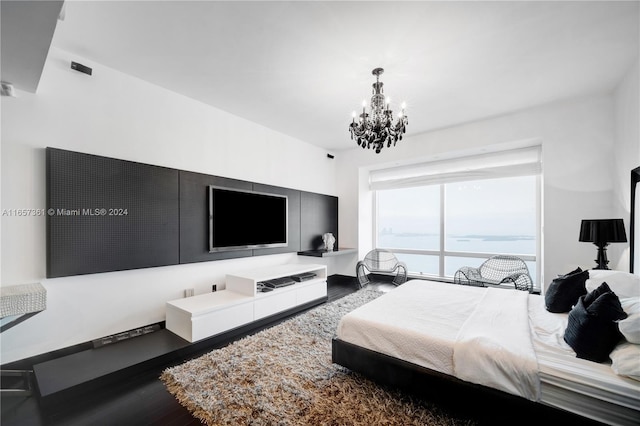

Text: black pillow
xmin=564 ymin=285 xmax=627 ymax=362
xmin=585 ymin=283 xmax=627 ymax=322
xmin=545 ymin=267 xmax=588 ymax=313
xmin=583 ymin=281 xmax=611 ymax=306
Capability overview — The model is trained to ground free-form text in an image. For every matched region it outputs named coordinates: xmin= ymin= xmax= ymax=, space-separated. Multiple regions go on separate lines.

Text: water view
xmin=378 ymin=232 xmax=537 ymax=283
xmin=378 ymin=232 xmax=535 ymax=254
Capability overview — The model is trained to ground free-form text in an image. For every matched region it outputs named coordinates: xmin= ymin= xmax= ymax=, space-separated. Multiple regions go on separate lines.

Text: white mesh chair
xmin=356 ymin=249 xmax=408 ymax=288
xmin=1 ymin=282 xmax=46 ymax=396
xmin=453 ymin=255 xmax=533 ymax=292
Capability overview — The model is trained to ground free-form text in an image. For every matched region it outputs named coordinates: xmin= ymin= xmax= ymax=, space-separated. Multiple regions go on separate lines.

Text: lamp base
xmin=593 ymin=243 xmax=610 ymax=270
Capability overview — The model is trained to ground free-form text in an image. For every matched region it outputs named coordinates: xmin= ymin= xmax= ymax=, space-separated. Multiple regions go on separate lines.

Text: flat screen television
xmin=209 ymin=186 xmax=288 ymax=252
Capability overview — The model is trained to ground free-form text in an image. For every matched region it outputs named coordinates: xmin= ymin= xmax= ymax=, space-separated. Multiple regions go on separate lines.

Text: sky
xmin=376 ymin=175 xmax=536 ymax=236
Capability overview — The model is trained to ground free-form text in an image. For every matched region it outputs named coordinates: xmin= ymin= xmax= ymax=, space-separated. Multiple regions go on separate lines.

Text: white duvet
xmin=336 ymin=280 xmax=540 ymax=400
xmin=453 ymin=287 xmax=540 ymax=400
xmin=336 ymin=280 xmax=481 ymax=376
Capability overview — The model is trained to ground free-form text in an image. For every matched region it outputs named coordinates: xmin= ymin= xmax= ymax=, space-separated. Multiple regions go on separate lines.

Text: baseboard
xmin=0 ymin=322 xmax=167 ymax=372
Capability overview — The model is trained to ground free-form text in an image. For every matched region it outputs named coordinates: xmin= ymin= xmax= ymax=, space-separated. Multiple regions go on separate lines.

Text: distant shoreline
xmin=384 ymin=233 xmax=535 ymax=242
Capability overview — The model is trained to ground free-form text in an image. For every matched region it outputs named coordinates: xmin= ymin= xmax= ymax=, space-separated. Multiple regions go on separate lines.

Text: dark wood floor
xmin=1 ymin=276 xmax=380 ymax=426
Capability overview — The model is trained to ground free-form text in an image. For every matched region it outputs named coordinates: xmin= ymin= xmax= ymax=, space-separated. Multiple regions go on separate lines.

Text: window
xmin=372 ymin=147 xmax=541 ymax=290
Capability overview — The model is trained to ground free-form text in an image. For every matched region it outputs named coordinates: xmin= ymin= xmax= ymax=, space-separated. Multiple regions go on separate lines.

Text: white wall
xmin=336 ymin=93 xmax=624 ymax=288
xmin=612 ymin=59 xmax=640 ymax=272
xmin=0 ymin=48 xmax=338 ymax=364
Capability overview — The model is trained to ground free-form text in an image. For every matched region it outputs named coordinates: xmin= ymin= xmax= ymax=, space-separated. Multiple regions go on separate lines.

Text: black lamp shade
xmin=579 ymin=219 xmax=627 ymax=270
xmin=579 ymin=219 xmax=627 ymax=245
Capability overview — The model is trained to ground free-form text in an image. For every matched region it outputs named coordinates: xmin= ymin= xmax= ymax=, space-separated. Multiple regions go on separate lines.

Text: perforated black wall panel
xmin=178 ymin=171 xmax=254 ymax=263
xmin=300 ymin=191 xmax=338 ymax=251
xmin=46 ymin=148 xmax=339 ymax=278
xmin=46 ymin=148 xmax=179 ymax=278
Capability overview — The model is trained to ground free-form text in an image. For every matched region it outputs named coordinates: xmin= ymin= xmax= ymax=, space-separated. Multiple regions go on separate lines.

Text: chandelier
xmin=349 ymin=67 xmax=408 ymax=153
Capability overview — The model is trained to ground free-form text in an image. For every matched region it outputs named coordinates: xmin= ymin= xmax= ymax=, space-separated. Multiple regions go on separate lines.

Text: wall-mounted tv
xmin=209 ymin=186 xmax=288 ymax=252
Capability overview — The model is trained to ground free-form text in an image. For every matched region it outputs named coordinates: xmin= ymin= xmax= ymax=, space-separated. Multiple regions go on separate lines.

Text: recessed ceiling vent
xmin=71 ymin=61 xmax=92 ymax=76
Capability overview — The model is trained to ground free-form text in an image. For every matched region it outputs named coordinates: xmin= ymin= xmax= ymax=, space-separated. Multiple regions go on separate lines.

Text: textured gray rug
xmin=161 ymin=288 xmax=476 ymax=425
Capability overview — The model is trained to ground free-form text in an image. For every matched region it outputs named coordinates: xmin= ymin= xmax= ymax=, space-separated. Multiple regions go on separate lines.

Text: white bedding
xmin=336 ymin=279 xmax=480 ymax=375
xmin=336 ymin=279 xmax=640 ymax=426
xmin=453 ymin=287 xmax=539 ymax=401
xmin=528 ymin=294 xmax=640 ymax=426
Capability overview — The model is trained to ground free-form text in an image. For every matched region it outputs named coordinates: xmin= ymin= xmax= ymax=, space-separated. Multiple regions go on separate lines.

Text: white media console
xmin=165 ymin=264 xmax=328 ymax=342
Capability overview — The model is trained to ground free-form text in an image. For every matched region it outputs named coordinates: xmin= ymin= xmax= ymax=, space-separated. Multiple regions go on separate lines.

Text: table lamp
xmin=579 ymin=218 xmax=627 ymax=270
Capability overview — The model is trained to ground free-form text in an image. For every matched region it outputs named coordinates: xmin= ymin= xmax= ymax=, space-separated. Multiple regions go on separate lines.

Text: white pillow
xmin=586 ymin=270 xmax=640 ymax=298
xmin=619 ymin=297 xmax=640 ymax=344
xmin=610 ymin=341 xmax=640 ymax=381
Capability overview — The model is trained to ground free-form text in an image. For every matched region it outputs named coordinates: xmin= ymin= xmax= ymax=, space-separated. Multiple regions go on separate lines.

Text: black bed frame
xmin=331 ymin=338 xmax=604 ymax=424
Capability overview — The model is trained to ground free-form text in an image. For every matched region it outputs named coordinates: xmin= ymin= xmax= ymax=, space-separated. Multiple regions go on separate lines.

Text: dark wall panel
xmin=46 ymin=148 xmax=339 ymax=278
xmin=300 ymin=192 xmax=338 ymax=251
xmin=252 ymin=183 xmax=301 ymax=256
xmin=46 ymin=148 xmax=179 ymax=278
xmin=179 ymin=171 xmax=253 ymax=263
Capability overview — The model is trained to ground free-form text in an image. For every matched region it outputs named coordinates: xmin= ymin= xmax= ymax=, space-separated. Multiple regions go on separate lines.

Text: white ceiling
xmin=49 ymin=1 xmax=639 ymax=152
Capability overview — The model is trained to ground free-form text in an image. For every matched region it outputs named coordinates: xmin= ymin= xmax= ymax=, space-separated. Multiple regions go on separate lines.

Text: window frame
xmin=373 ymin=174 xmax=541 ymax=290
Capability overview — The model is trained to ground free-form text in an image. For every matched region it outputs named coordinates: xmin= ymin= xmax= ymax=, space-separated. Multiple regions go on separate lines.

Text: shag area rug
xmin=161 ymin=289 xmax=476 ymax=425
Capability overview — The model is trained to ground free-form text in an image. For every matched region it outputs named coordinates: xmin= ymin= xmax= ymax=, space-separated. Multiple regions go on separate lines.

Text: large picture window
xmin=372 ymin=147 xmax=541 ymax=290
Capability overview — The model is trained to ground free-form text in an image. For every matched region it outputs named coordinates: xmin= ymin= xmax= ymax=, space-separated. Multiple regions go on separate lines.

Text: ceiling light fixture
xmin=349 ymin=68 xmax=407 ymax=153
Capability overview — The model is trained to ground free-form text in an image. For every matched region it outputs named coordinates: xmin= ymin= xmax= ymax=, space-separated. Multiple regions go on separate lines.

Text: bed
xmin=332 ymin=279 xmax=640 ymax=426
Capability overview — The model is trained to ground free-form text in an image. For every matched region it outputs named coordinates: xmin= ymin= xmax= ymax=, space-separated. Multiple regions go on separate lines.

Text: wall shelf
xmin=297 ymin=248 xmax=357 ymax=258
